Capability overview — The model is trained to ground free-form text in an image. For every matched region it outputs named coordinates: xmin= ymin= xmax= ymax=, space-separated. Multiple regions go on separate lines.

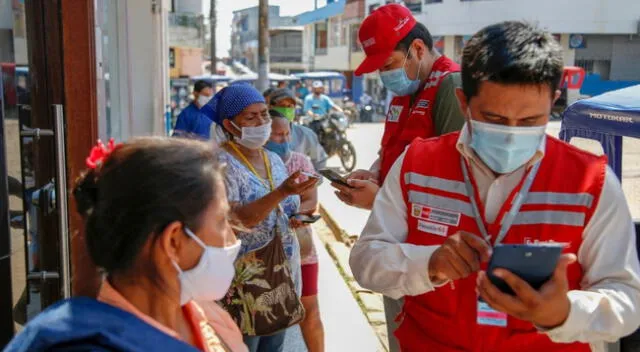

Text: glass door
xmin=0 ymin=0 xmax=70 ymax=345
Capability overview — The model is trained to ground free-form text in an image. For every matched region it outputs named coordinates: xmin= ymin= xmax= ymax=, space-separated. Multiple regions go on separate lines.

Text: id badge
xmin=477 ymin=300 xmax=507 ymax=327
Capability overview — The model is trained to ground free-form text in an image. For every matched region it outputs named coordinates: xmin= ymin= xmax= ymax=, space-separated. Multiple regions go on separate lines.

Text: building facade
xmin=230 ymin=5 xmax=300 ymax=72
xmin=298 ymin=0 xmax=366 ymax=101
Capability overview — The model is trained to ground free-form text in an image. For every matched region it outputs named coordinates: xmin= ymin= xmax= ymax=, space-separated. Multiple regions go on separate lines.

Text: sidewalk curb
xmin=319 ymin=203 xmax=349 ymax=243
xmin=318 ymin=203 xmax=389 ymax=352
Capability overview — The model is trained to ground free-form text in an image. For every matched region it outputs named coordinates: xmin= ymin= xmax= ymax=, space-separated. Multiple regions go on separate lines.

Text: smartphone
xmin=318 ymin=168 xmax=353 ymax=188
xmin=290 ymin=214 xmax=322 ymax=224
xmin=487 ymin=243 xmax=565 ymax=295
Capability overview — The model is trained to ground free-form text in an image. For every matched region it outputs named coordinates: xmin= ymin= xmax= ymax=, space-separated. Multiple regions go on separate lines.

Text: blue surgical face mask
xmin=468 ymin=112 xmax=546 ymax=174
xmin=264 ymin=140 xmax=291 ymax=161
xmin=380 ymin=49 xmax=422 ymax=96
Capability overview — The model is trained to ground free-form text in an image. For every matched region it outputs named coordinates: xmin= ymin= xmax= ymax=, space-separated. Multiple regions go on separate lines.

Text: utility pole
xmin=209 ymin=0 xmax=217 ymax=74
xmin=257 ymin=0 xmax=269 ymax=92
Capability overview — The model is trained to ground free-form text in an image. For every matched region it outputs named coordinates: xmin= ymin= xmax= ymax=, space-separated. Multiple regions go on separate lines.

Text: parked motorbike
xmin=359 ymin=103 xmax=374 ymax=123
xmin=306 ymin=105 xmax=357 ymax=172
xmin=342 ymin=96 xmax=359 ymax=126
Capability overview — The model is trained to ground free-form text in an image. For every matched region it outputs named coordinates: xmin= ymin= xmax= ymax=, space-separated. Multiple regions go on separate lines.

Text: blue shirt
xmin=172 ymin=102 xmax=212 ymax=139
xmin=303 ymin=94 xmax=335 ymax=116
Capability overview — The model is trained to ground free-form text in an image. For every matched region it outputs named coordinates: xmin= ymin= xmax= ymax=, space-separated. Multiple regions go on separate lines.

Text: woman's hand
xmin=277 ymin=171 xmax=319 ymax=197
xmin=289 ymin=216 xmax=305 ymax=229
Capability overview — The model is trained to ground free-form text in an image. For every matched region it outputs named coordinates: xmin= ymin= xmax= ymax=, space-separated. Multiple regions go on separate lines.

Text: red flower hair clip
xmin=86 ymin=138 xmax=121 ymax=169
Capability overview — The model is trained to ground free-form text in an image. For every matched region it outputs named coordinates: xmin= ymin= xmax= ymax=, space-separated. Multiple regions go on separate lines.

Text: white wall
xmin=366 ymin=0 xmax=640 ymax=36
xmin=315 ymin=46 xmax=350 ymax=71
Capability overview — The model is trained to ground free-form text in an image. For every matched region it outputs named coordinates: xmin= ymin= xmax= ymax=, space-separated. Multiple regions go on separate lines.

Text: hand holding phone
xmin=477 ymin=245 xmax=576 ymax=329
xmin=290 ymin=213 xmax=321 ymax=224
xmin=318 ymin=168 xmax=353 ymax=188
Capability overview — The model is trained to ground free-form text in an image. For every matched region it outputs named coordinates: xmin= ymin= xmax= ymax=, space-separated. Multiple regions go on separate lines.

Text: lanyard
xmin=460 ymin=156 xmax=541 ymax=247
xmin=227 ymin=141 xmax=274 ymax=191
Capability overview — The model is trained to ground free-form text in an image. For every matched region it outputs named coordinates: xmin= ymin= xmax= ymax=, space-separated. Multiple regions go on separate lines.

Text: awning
xmin=295 ymin=0 xmax=346 ymax=26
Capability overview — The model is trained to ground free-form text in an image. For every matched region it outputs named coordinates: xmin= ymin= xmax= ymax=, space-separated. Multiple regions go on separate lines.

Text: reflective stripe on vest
xmin=404 ymin=172 xmax=467 ymax=196
xmin=407 ymin=177 xmax=589 ymax=227
xmin=514 ymin=210 xmax=586 ymax=227
xmin=408 ymin=190 xmax=474 ymax=217
xmin=524 ymin=192 xmax=594 ymax=208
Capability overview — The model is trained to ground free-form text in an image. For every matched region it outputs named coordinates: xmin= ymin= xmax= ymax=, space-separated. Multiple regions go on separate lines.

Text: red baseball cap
xmin=354 ymin=4 xmax=417 ymax=76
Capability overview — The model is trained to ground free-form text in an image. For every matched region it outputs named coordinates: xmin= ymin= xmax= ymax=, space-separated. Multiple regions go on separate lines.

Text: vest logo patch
xmin=412 ymin=203 xmax=461 ymax=226
xmin=416 ymin=99 xmax=430 ymax=109
xmin=387 ymin=105 xmax=403 ymax=122
xmin=417 ymin=220 xmax=448 ymax=237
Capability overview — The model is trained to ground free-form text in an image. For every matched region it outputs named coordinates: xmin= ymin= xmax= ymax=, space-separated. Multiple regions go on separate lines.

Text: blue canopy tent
xmin=560 ymin=84 xmax=640 ymax=180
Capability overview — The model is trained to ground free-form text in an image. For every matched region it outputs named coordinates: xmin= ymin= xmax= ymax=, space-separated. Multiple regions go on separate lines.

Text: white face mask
xmin=230 ymin=120 xmax=272 ymax=149
xmin=197 ymin=94 xmax=212 ymax=108
xmin=172 ymin=228 xmax=241 ymax=305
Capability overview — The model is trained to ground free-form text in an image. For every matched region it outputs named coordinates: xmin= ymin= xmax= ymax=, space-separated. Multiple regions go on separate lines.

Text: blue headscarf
xmin=201 ymin=83 xmax=266 ymax=126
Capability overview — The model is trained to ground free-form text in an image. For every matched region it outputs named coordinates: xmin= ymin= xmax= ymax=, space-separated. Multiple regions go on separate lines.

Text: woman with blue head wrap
xmin=208 ymin=83 xmax=318 ymax=352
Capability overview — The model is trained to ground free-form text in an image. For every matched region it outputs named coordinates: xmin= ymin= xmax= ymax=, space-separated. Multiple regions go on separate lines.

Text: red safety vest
xmin=396 ymin=132 xmax=607 ymax=352
xmin=379 ymin=56 xmax=460 ymax=183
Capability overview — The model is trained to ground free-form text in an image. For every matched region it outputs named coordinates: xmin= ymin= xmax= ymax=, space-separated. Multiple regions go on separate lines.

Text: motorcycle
xmin=359 ymin=103 xmax=374 ymax=123
xmin=306 ymin=105 xmax=357 ymax=172
xmin=342 ymin=96 xmax=359 ymax=126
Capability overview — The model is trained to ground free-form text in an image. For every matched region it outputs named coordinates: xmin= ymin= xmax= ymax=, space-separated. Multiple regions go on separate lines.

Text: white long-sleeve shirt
xmin=350 ymin=128 xmax=640 ymax=351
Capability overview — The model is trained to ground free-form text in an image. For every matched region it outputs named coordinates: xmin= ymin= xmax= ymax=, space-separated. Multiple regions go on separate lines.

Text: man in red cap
xmin=330 ymin=4 xmax=464 ymax=350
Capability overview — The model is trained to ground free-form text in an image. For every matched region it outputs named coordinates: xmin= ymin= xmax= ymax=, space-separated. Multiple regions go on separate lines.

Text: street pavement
xmin=321 ymin=121 xmax=640 ymax=237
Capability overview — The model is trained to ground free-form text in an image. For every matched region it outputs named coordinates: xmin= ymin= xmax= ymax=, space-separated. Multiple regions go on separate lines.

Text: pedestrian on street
xmin=303 ymin=81 xmax=343 ymax=117
xmin=173 ymin=80 xmax=215 ymax=139
xmin=330 ymin=4 xmax=466 ymax=350
xmin=265 ymin=109 xmax=325 ymax=352
xmin=269 ymin=88 xmax=329 ymax=170
xmin=349 ymin=21 xmax=640 ymax=352
xmin=211 ymin=84 xmax=318 ymax=352
xmin=4 ymin=137 xmax=248 ymax=352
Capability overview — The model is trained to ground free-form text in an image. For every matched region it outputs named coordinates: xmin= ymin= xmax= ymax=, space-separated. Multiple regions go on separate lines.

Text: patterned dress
xmin=284 ymin=152 xmax=319 ymax=266
xmin=220 ymin=150 xmax=302 ymax=295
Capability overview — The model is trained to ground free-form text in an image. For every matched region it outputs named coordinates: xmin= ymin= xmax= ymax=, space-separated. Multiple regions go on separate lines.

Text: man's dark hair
xmin=461 ymin=21 xmax=563 ymax=101
xmin=193 ymin=80 xmax=213 ymax=93
xmin=394 ymin=22 xmax=434 ymax=53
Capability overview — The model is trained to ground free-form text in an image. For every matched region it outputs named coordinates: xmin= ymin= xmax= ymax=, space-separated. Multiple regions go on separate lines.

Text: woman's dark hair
xmin=394 ymin=22 xmax=434 ymax=53
xmin=461 ymin=21 xmax=563 ymax=101
xmin=73 ymin=137 xmax=221 ymax=274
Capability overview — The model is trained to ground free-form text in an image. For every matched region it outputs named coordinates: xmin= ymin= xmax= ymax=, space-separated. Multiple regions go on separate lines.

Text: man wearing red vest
xmin=331 ymin=6 xmax=464 ymax=349
xmin=350 ymin=21 xmax=640 ymax=351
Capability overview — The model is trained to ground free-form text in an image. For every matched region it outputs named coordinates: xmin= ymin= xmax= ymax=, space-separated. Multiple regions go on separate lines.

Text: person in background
xmin=303 ymin=81 xmax=342 ymax=117
xmin=5 ymin=137 xmax=247 ymax=352
xmin=211 ymin=84 xmax=317 ymax=352
xmin=330 ymin=5 xmax=466 ymax=350
xmin=277 ymin=81 xmax=288 ymax=89
xmin=265 ymin=109 xmax=325 ymax=352
xmin=269 ymin=88 xmax=328 ymax=170
xmin=295 ymin=81 xmax=309 ymax=100
xmin=350 ymin=21 xmax=640 ymax=352
xmin=173 ymin=80 xmax=215 ymax=139
xmin=263 ymin=87 xmax=275 ymax=105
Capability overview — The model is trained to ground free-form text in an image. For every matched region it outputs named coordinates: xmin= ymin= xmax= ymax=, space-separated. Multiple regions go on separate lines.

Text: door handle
xmin=52 ymin=104 xmax=71 ymax=298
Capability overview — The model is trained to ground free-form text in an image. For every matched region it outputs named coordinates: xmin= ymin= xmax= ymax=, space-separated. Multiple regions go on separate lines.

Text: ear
xmin=455 ymin=88 xmax=470 ymax=115
xmin=412 ymin=39 xmax=426 ymax=60
xmin=552 ymin=89 xmax=561 ymax=105
xmin=157 ymin=221 xmax=185 ymax=266
xmin=222 ymin=119 xmax=239 ymax=137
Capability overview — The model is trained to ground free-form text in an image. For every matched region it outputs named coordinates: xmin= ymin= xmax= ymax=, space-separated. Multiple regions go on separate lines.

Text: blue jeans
xmin=243 ymin=331 xmax=286 ymax=352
